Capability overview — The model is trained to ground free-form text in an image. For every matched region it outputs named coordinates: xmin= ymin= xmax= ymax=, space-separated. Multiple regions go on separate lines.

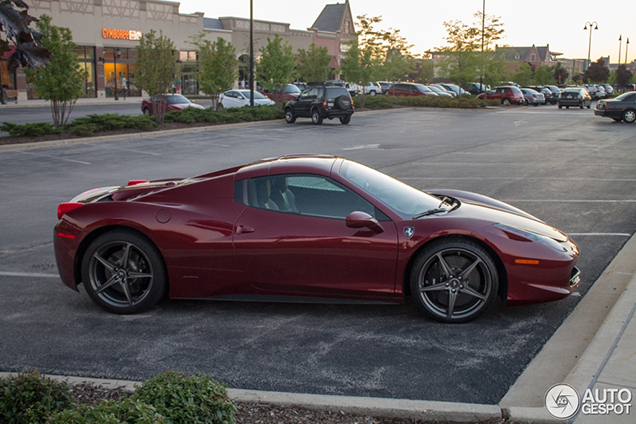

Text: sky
xmin=178 ymin=0 xmax=636 ymax=64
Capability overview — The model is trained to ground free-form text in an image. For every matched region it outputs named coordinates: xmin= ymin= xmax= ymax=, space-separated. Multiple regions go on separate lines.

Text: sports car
xmin=54 ymin=155 xmax=580 ymax=323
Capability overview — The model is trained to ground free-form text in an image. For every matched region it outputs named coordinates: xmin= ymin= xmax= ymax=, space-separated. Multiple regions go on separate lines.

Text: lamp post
xmin=113 ymin=47 xmax=121 ymax=100
xmin=479 ymin=0 xmax=485 ymax=93
xmin=618 ymin=35 xmax=622 ymax=66
xmin=249 ymin=0 xmax=254 ymax=107
xmin=583 ymin=21 xmax=598 ymax=70
xmin=626 ymin=38 xmax=630 ymax=66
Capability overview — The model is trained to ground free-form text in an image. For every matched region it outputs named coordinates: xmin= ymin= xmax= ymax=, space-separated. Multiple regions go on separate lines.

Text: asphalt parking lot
xmin=0 ymin=105 xmax=634 ymax=404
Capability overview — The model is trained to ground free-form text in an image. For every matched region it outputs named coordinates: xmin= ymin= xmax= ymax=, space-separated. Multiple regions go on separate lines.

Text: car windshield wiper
xmin=413 ymin=208 xmax=447 ymax=219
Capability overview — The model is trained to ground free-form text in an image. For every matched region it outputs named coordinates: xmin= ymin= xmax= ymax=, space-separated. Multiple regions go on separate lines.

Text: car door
xmin=293 ymin=87 xmax=319 ymax=117
xmin=232 ymin=174 xmax=399 ymax=300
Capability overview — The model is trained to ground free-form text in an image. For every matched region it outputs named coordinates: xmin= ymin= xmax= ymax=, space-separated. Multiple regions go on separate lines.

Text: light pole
xmin=114 ymin=47 xmax=121 ymax=100
xmin=618 ymin=35 xmax=622 ymax=66
xmin=249 ymin=0 xmax=254 ymax=107
xmin=583 ymin=21 xmax=598 ymax=70
xmin=479 ymin=0 xmax=485 ymax=93
xmin=626 ymin=38 xmax=630 ymax=66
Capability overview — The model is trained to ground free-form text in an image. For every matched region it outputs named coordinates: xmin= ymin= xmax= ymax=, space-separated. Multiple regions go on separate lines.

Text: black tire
xmin=580 ymin=101 xmax=584 ymax=109
xmin=622 ymin=109 xmax=636 ymax=124
xmin=335 ymin=95 xmax=351 ymax=110
xmin=558 ymin=104 xmax=562 ymax=109
xmin=311 ymin=108 xmax=323 ymax=125
xmin=502 ymin=98 xmax=511 ymax=106
xmin=533 ymin=103 xmax=538 ymax=107
xmin=81 ymin=230 xmax=167 ymax=314
xmin=410 ymin=239 xmax=499 ymax=323
xmin=142 ymin=107 xmax=151 ymax=115
xmin=284 ymin=109 xmax=296 ymax=124
xmin=586 ymin=103 xmax=591 ymax=109
xmin=524 ymin=99 xmax=529 ymax=106
xmin=566 ymin=106 xmax=569 ymax=109
xmin=339 ymin=115 xmax=351 ymax=125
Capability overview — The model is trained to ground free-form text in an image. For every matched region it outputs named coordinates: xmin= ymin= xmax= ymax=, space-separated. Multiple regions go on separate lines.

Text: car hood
xmin=171 ymin=103 xmax=205 ymax=110
xmin=428 ymin=189 xmax=567 ymax=242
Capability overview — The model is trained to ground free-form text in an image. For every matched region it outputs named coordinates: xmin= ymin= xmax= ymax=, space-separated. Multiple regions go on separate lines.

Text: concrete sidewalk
xmin=0 ymin=96 xmax=145 ymax=108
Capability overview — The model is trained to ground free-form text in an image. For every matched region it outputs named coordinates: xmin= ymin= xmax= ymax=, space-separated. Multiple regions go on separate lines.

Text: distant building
xmin=494 ymin=44 xmax=561 ymax=70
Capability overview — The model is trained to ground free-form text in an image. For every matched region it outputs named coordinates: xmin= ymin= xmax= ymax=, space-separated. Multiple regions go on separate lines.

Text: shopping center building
xmin=0 ymin=0 xmax=355 ymax=102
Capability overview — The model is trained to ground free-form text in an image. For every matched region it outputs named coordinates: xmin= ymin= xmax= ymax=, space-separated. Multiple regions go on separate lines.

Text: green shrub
xmin=363 ymin=96 xmax=394 ymax=109
xmin=0 ymin=122 xmax=63 ymax=137
xmin=48 ymin=399 xmax=164 ymax=424
xmin=69 ymin=123 xmax=100 ymax=137
xmin=0 ymin=370 xmax=76 ymax=424
xmin=133 ymin=371 xmax=236 ymax=424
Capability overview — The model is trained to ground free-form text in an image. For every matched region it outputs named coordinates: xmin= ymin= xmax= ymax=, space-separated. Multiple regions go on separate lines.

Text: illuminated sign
xmin=102 ymin=28 xmax=142 ymax=41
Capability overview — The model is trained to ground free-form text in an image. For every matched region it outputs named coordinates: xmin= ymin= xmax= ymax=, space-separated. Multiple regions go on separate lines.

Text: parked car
xmin=427 ymin=85 xmax=454 ymax=97
xmin=387 ymin=83 xmax=439 ymax=96
xmin=430 ymin=84 xmax=457 ymax=97
xmin=261 ymin=84 xmax=301 ymax=102
xmin=545 ymin=85 xmax=562 ymax=104
xmin=477 ymin=86 xmax=525 ymax=105
xmin=141 ymin=94 xmax=204 ymax=115
xmin=362 ymin=82 xmax=382 ymax=96
xmin=466 ymin=82 xmax=490 ymax=95
xmin=439 ymin=83 xmax=468 ymax=96
xmin=523 ymin=86 xmax=553 ymax=105
xmin=558 ymin=87 xmax=592 ymax=109
xmin=293 ymin=82 xmax=309 ymax=91
xmin=585 ymin=84 xmax=604 ymax=100
xmin=520 ymin=88 xmax=544 ymax=106
xmin=219 ymin=90 xmax=275 ymax=108
xmin=284 ymin=85 xmax=354 ymax=125
xmin=54 ymin=155 xmax=580 ymax=323
xmin=377 ymin=81 xmax=393 ymax=94
xmin=602 ymin=84 xmax=614 ymax=97
xmin=323 ymin=80 xmax=359 ymax=97
xmin=594 ymin=91 xmax=636 ymax=123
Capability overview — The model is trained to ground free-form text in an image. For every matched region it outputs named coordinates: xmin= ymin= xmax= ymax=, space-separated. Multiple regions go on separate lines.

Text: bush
xmin=69 ymin=123 xmax=100 ymax=137
xmin=133 ymin=371 xmax=236 ymax=424
xmin=0 ymin=370 xmax=76 ymax=424
xmin=0 ymin=122 xmax=63 ymax=137
xmin=48 ymin=399 xmax=164 ymax=424
xmin=65 ymin=114 xmax=157 ymax=134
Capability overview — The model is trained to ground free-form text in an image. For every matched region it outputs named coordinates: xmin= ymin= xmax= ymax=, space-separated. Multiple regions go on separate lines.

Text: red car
xmin=477 ymin=86 xmax=525 ymax=105
xmin=261 ymin=84 xmax=301 ymax=102
xmin=387 ymin=83 xmax=439 ymax=97
xmin=141 ymin=94 xmax=205 ymax=115
xmin=54 ymin=156 xmax=580 ymax=323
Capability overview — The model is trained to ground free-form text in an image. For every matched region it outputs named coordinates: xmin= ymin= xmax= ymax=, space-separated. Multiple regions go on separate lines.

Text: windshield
xmin=238 ymin=90 xmax=267 ymax=99
xmin=284 ymin=85 xmax=301 ymax=94
xmin=166 ymin=95 xmax=190 ymax=104
xmin=416 ymin=85 xmax=432 ymax=93
xmin=338 ymin=160 xmax=441 ymax=219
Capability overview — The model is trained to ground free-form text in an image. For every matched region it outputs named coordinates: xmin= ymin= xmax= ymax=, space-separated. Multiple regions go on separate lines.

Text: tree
xmin=0 ymin=0 xmax=50 ymax=71
xmin=136 ymin=30 xmax=177 ymax=124
xmin=553 ymin=63 xmax=569 ymax=85
xmin=296 ymin=43 xmax=331 ymax=82
xmin=190 ymin=34 xmax=237 ymax=110
xmin=615 ymin=64 xmax=633 ymax=89
xmin=512 ymin=63 xmax=534 ymax=86
xmin=534 ymin=65 xmax=556 ymax=85
xmin=340 ymin=38 xmax=374 ymax=107
xmin=24 ymin=15 xmax=85 ymax=126
xmin=258 ymin=34 xmax=296 ymax=108
xmin=583 ymin=58 xmax=609 ymax=84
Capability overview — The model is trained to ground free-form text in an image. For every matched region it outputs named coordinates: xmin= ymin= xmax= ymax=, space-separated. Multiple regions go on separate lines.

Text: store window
xmin=179 ymin=50 xmax=198 ymax=95
xmin=1 ymin=59 xmax=16 ymax=91
xmin=75 ymin=46 xmax=96 ymax=98
xmin=102 ymin=47 xmax=140 ymax=98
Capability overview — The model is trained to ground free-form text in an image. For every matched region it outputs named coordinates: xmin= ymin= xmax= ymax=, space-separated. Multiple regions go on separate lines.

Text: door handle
xmin=236 ymin=225 xmax=255 ymax=235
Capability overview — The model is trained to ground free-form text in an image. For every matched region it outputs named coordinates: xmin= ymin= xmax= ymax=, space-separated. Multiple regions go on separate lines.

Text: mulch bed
xmin=70 ymin=381 xmax=500 ymax=424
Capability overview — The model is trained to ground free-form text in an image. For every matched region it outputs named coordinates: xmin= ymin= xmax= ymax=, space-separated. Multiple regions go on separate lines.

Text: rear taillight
xmin=57 ymin=202 xmax=83 ymax=220
xmin=127 ymin=180 xmax=149 ymax=186
xmin=604 ymin=102 xmax=609 ymax=110
xmin=322 ymin=100 xmax=327 ymax=109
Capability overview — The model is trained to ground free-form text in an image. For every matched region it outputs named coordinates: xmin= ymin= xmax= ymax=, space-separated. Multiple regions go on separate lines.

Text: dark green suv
xmin=284 ymin=85 xmax=354 ymax=125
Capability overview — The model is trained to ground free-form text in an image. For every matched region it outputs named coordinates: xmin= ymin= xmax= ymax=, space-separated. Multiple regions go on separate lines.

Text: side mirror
xmin=346 ymin=211 xmax=383 ymax=234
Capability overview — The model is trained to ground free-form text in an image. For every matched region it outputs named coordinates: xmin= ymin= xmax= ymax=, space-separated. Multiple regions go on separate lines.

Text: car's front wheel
xmin=410 ymin=239 xmax=499 ymax=323
xmin=142 ymin=108 xmax=151 ymax=115
xmin=81 ymin=230 xmax=167 ymax=314
xmin=311 ymin=108 xmax=323 ymax=125
xmin=284 ymin=109 xmax=296 ymax=124
xmin=622 ymin=109 xmax=636 ymax=124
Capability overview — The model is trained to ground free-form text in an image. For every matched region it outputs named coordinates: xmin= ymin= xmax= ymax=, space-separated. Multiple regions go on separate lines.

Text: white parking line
xmin=567 ymin=233 xmax=632 ymax=237
xmin=400 ymin=177 xmax=636 ymax=182
xmin=0 ymin=271 xmax=59 ymax=278
xmin=106 ymin=146 xmax=162 ymax=156
xmin=18 ymin=150 xmax=91 ymax=165
xmin=342 ymin=144 xmax=380 ymax=150
xmin=502 ymin=199 xmax=636 ymax=203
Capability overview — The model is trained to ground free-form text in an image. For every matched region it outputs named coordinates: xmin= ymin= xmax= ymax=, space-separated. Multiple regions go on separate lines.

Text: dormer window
xmin=530 ymin=54 xmax=536 ymax=61
xmin=515 ymin=53 xmax=520 ymax=60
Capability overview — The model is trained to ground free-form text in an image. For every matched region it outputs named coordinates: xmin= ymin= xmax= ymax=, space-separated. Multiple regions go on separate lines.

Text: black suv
xmin=284 ymin=86 xmax=354 ymax=125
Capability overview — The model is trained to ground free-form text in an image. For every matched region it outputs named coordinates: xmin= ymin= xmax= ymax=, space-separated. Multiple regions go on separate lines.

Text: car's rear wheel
xmin=284 ymin=109 xmax=296 ymax=124
xmin=311 ymin=108 xmax=323 ymax=125
xmin=142 ymin=107 xmax=151 ymax=115
xmin=502 ymin=98 xmax=511 ymax=106
xmin=558 ymin=104 xmax=562 ymax=109
xmin=580 ymin=101 xmax=584 ymax=109
xmin=622 ymin=109 xmax=636 ymax=124
xmin=81 ymin=230 xmax=167 ymax=314
xmin=339 ymin=115 xmax=351 ymax=125
xmin=369 ymin=91 xmax=376 ymax=96
xmin=410 ymin=239 xmax=499 ymax=323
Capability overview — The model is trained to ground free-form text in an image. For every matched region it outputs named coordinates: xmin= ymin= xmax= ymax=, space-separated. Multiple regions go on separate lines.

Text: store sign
xmin=102 ymin=28 xmax=142 ymax=41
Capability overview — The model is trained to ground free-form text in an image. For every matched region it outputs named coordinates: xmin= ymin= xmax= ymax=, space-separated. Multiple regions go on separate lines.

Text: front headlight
xmin=494 ymin=223 xmax=568 ymax=252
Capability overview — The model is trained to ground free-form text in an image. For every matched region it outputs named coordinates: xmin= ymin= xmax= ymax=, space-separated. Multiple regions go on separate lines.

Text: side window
xmin=246 ymin=174 xmax=385 ymax=220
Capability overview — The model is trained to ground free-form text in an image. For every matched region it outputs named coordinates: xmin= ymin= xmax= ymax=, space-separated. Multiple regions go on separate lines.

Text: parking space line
xmin=400 ymin=177 xmax=636 ymax=182
xmin=0 ymin=271 xmax=59 ymax=278
xmin=18 ymin=150 xmax=91 ymax=165
xmin=567 ymin=233 xmax=632 ymax=237
xmin=104 ymin=146 xmax=162 ymax=156
xmin=502 ymin=199 xmax=636 ymax=203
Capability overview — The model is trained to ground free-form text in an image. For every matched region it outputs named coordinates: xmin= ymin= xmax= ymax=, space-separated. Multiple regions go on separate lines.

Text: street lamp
xmin=618 ymin=35 xmax=622 ymax=66
xmin=249 ymin=0 xmax=254 ymax=107
xmin=114 ymin=47 xmax=121 ymax=100
xmin=479 ymin=0 xmax=485 ymax=93
xmin=626 ymin=38 xmax=630 ymax=66
xmin=583 ymin=21 xmax=598 ymax=69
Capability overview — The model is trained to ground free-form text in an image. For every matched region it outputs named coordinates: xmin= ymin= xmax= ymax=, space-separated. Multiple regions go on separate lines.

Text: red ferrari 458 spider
xmin=54 ymin=155 xmax=580 ymax=323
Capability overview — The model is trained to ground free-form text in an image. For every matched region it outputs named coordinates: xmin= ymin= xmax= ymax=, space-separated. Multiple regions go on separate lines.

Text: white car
xmin=362 ymin=82 xmax=382 ymax=96
xmin=219 ymin=90 xmax=275 ymax=108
